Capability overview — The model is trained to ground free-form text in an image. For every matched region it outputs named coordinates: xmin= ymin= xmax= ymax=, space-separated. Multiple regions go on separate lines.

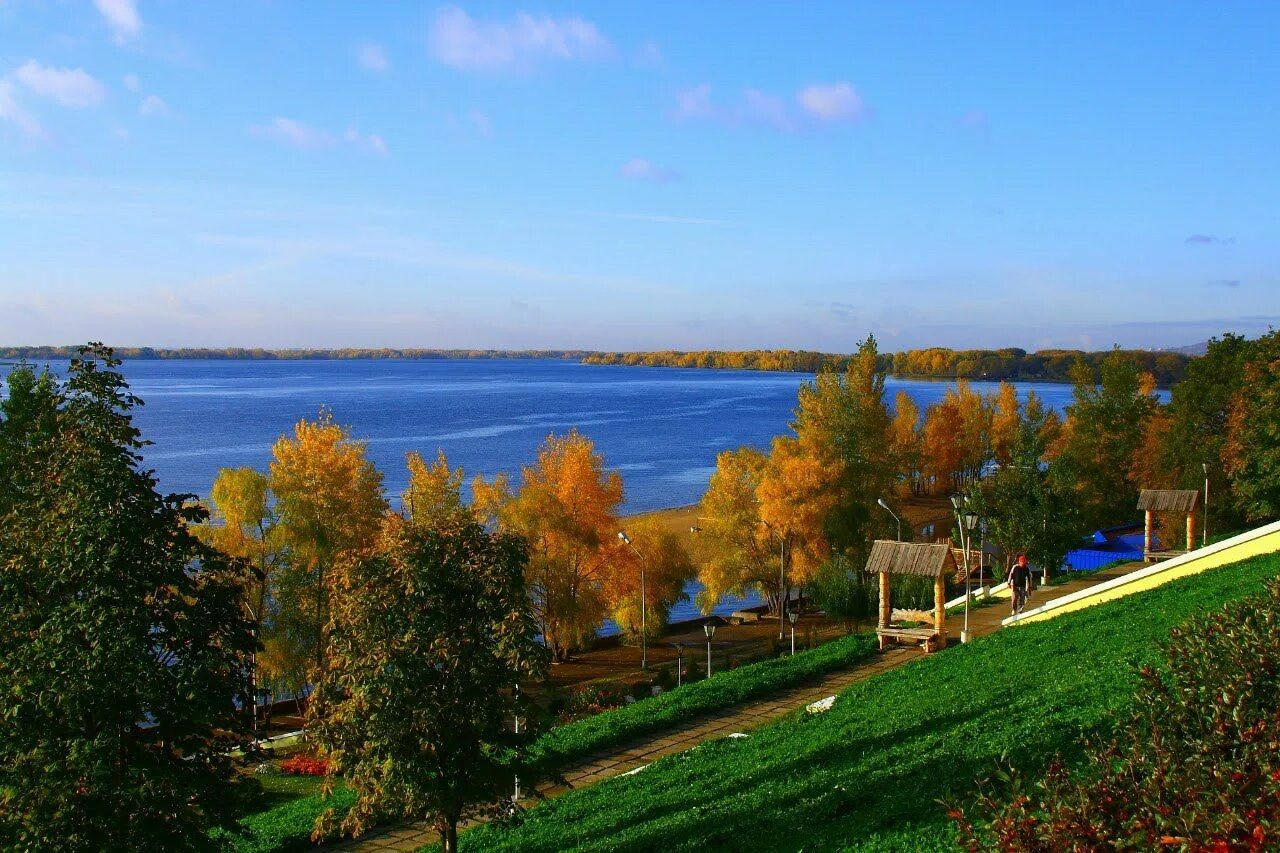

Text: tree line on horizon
xmin=3 ymin=343 xmax=1191 ymax=386
xmin=583 ymin=345 xmax=1191 ymax=385
xmin=2 ymin=334 xmax=1277 ymax=849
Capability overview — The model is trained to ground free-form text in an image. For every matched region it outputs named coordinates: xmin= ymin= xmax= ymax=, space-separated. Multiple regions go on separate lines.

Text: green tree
xmin=1225 ymin=330 xmax=1280 ymax=521
xmin=1052 ymin=349 xmax=1157 ymax=530
xmin=974 ymin=393 xmax=1080 ymax=578
xmin=1158 ymin=334 xmax=1253 ymax=531
xmin=0 ymin=346 xmax=256 ymax=851
xmin=810 ymin=554 xmax=875 ymax=634
xmin=311 ymin=519 xmax=548 ymax=853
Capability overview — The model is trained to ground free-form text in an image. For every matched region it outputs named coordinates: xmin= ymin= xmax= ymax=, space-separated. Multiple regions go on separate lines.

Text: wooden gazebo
xmin=865 ymin=541 xmax=957 ymax=653
xmin=1137 ymin=489 xmax=1199 ymax=561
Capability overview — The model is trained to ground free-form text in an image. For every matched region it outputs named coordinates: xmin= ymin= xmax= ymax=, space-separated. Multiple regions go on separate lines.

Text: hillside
xmin=458 ymin=551 xmax=1280 ymax=852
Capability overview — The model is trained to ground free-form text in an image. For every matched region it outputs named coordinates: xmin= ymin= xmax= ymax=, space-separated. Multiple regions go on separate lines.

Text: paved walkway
xmin=328 ymin=564 xmax=1139 ymax=852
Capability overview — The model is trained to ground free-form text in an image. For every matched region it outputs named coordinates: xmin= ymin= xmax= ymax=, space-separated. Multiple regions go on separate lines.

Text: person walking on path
xmin=1007 ymin=554 xmax=1032 ymax=615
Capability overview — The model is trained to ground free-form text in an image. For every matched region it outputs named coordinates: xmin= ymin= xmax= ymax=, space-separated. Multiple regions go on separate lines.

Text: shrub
xmin=279 ymin=755 xmax=329 ymax=777
xmin=953 ymin=577 xmax=1280 ymax=850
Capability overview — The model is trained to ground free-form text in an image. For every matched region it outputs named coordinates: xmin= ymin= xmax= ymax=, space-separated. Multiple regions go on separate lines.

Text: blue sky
xmin=1 ymin=1 xmax=1277 ymax=352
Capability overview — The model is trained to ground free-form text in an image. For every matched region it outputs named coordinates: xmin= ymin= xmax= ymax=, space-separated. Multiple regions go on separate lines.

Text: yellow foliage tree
xmin=404 ymin=450 xmax=468 ymax=527
xmin=694 ymin=447 xmax=778 ymax=613
xmin=889 ymin=391 xmax=923 ymax=496
xmin=990 ymin=381 xmax=1021 ymax=468
xmin=475 ymin=430 xmax=623 ymax=657
xmin=269 ymin=410 xmax=387 ymax=680
xmin=610 ymin=517 xmax=695 ymax=643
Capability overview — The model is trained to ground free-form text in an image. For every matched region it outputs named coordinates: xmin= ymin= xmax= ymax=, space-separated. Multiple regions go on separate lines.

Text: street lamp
xmin=673 ymin=643 xmax=685 ymax=688
xmin=618 ymin=531 xmax=646 ymax=670
xmin=1202 ymin=462 xmax=1210 ymax=547
xmin=787 ymin=609 xmax=799 ymax=655
xmin=877 ymin=498 xmax=903 ymax=542
xmin=952 ymin=495 xmax=980 ymax=644
xmin=703 ymin=621 xmax=717 ymax=677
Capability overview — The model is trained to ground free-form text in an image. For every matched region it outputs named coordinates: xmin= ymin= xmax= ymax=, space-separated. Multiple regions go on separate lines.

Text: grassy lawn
xmin=455 ymin=551 xmax=1280 ymax=852
xmin=222 ymin=629 xmax=878 ymax=851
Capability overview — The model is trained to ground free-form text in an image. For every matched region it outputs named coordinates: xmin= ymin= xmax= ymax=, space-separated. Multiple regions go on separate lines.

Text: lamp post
xmin=703 ymin=621 xmax=717 ymax=677
xmin=877 ymin=497 xmax=903 ymax=542
xmin=513 ymin=684 xmax=521 ymax=803
xmin=787 ymin=609 xmax=799 ymax=655
xmin=1202 ymin=462 xmax=1210 ymax=547
xmin=618 ymin=531 xmax=646 ymax=670
xmin=674 ymin=643 xmax=685 ymax=688
xmin=952 ymin=495 xmax=979 ymax=644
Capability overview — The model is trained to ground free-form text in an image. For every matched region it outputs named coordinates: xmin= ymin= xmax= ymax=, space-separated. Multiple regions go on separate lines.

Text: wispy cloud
xmin=344 ymin=126 xmax=388 ymax=155
xmin=250 ymin=117 xmax=387 ymax=155
xmin=138 ymin=94 xmax=169 ymax=117
xmin=618 ymin=157 xmax=680 ymax=184
xmin=93 ymin=0 xmax=141 ymax=43
xmin=674 ymin=81 xmax=866 ymax=131
xmin=356 ymin=42 xmax=390 ymax=72
xmin=1211 ymin=279 xmax=1242 ymax=288
xmin=634 ymin=40 xmax=663 ymax=68
xmin=796 ymin=82 xmax=864 ymax=122
xmin=0 ymin=79 xmax=46 ymax=139
xmin=14 ymin=61 xmax=106 ymax=108
xmin=1185 ymin=234 xmax=1235 ymax=245
xmin=959 ymin=109 xmax=987 ymax=128
xmin=428 ymin=6 xmax=613 ymax=72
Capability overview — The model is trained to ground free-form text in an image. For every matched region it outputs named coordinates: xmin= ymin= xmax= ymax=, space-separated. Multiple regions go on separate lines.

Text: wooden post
xmin=1186 ymin=512 xmax=1195 ymax=552
xmin=878 ymin=571 xmax=891 ymax=650
xmin=1143 ymin=510 xmax=1153 ymax=561
xmin=934 ymin=573 xmax=946 ymax=647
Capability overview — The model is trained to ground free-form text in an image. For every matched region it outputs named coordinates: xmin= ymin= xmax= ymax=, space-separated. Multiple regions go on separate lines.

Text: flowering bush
xmin=279 ymin=754 xmax=329 ymax=777
xmin=952 ymin=578 xmax=1280 ymax=851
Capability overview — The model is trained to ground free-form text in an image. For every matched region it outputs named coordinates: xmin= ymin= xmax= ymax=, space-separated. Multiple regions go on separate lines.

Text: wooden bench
xmin=876 ymin=626 xmax=945 ymax=653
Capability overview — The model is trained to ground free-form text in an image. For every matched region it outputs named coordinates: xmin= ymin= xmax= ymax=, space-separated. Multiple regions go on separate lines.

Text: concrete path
xmin=327 ymin=564 xmax=1139 ymax=852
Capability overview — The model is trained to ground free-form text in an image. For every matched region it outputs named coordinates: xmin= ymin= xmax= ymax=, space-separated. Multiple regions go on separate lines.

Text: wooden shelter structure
xmin=865 ymin=540 xmax=956 ymax=653
xmin=1137 ymin=489 xmax=1199 ymax=561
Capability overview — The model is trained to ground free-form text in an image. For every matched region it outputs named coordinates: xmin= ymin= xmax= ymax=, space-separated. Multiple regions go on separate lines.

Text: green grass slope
xmin=458 ymin=552 xmax=1280 ymax=852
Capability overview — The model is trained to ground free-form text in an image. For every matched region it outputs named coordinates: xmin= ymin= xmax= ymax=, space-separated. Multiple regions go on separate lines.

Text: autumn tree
xmin=311 ymin=519 xmax=547 ymax=853
xmin=786 ymin=336 xmax=896 ymax=565
xmin=889 ymin=391 xmax=925 ymax=496
xmin=757 ymin=433 xmax=837 ymax=596
xmin=269 ymin=411 xmax=387 ymax=682
xmin=610 ymin=517 xmax=695 ymax=643
xmin=1051 ymin=350 xmax=1157 ymax=530
xmin=404 ymin=449 xmax=469 ymax=527
xmin=1225 ymin=329 xmax=1280 ymax=521
xmin=694 ymin=447 xmax=780 ymax=612
xmin=922 ymin=396 xmax=964 ymax=494
xmin=989 ymin=381 xmax=1021 ymax=468
xmin=200 ymin=466 xmax=281 ymax=733
xmin=475 ymin=430 xmax=623 ymax=657
xmin=0 ymin=347 xmax=256 ymax=850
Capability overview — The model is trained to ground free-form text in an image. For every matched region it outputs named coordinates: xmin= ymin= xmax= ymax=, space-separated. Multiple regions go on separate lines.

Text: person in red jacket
xmin=1008 ymin=554 xmax=1032 ymax=615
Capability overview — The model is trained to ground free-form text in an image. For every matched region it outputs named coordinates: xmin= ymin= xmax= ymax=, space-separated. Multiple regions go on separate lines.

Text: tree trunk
xmin=440 ymin=818 xmax=459 ymax=853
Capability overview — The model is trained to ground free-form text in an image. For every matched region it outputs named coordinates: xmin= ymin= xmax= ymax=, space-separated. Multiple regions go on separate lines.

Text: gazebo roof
xmin=865 ymin=541 xmax=957 ymax=577
xmin=1137 ymin=489 xmax=1200 ymax=513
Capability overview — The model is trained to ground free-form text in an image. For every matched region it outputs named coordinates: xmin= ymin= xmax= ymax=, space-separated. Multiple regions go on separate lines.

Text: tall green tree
xmin=0 ymin=346 xmax=256 ymax=851
xmin=311 ymin=518 xmax=548 ymax=853
xmin=1052 ymin=349 xmax=1157 ymax=530
xmin=1225 ymin=329 xmax=1280 ymax=521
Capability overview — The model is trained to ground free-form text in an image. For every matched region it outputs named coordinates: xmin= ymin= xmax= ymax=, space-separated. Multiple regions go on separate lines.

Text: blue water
xmin=24 ymin=357 xmax=1100 ymax=628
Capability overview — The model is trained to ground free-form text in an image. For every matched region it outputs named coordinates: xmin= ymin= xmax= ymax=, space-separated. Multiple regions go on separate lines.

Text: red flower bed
xmin=279 ymin=754 xmax=329 ymax=776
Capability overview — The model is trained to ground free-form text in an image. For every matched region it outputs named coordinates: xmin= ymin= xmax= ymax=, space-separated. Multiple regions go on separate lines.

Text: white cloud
xmin=251 ymin=117 xmax=387 ymax=155
xmin=93 ymin=0 xmax=142 ymax=43
xmin=138 ymin=94 xmax=169 ymax=117
xmin=0 ymin=79 xmax=46 ymax=139
xmin=251 ymin=117 xmax=335 ymax=150
xmin=797 ymin=82 xmax=864 ymax=122
xmin=618 ymin=157 xmax=679 ymax=184
xmin=675 ymin=80 xmax=867 ymax=131
xmin=123 ymin=72 xmax=140 ymax=92
xmin=428 ymin=6 xmax=613 ymax=72
xmin=344 ymin=126 xmax=388 ymax=155
xmin=674 ymin=83 xmax=716 ymax=120
xmin=14 ymin=61 xmax=107 ymax=108
xmin=356 ymin=42 xmax=389 ymax=72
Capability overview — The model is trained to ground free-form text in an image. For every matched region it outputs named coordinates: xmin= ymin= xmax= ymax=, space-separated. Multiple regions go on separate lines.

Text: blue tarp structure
xmin=1063 ymin=523 xmax=1153 ymax=571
